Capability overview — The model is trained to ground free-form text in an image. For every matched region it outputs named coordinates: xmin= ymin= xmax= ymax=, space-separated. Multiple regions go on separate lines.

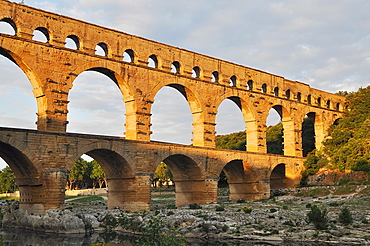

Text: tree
xmin=90 ymin=160 xmax=106 ymax=188
xmin=266 ymin=123 xmax=283 ymax=155
xmin=323 ymin=86 xmax=370 ymax=171
xmin=153 ymin=162 xmax=173 ymax=187
xmin=0 ymin=166 xmax=16 ymax=193
xmin=67 ymin=157 xmax=91 ymax=190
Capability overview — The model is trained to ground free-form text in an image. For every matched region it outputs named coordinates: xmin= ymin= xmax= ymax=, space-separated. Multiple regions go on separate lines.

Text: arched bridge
xmin=0 ymin=1 xmax=344 ymax=214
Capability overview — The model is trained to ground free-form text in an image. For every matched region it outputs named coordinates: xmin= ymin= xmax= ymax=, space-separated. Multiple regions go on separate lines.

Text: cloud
xmin=1 ymin=0 xmax=370 ymax=169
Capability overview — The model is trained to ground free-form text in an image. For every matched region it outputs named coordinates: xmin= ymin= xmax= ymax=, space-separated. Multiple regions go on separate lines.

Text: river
xmin=0 ymin=228 xmax=301 ymax=246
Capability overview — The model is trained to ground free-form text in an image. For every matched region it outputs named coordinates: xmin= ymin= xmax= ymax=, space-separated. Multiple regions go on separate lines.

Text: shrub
xmin=189 ymin=203 xmax=202 ymax=209
xmin=215 ymin=205 xmax=225 ymax=211
xmin=270 ymin=208 xmax=277 ymax=213
xmin=242 ymin=206 xmax=252 ymax=213
xmin=306 ymin=205 xmax=328 ymax=230
xmin=338 ymin=207 xmax=353 ymax=225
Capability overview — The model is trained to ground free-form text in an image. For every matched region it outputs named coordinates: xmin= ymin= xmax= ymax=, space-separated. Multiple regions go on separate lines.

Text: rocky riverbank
xmin=2 ymin=185 xmax=370 ymax=245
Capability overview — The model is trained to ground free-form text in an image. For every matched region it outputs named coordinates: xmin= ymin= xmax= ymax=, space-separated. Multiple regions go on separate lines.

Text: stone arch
xmin=211 ymin=71 xmax=219 ymax=82
xmin=70 ymin=62 xmax=135 ymax=106
xmin=268 ymin=105 xmax=296 ymax=156
xmin=32 ymin=27 xmax=50 ymax=43
xmin=148 ymin=54 xmax=159 ymax=68
xmin=149 ymin=82 xmax=205 ymax=146
xmin=247 ymin=80 xmax=253 ymax=91
xmin=65 ymin=35 xmax=80 ymax=50
xmin=219 ymin=160 xmax=260 ymax=201
xmin=192 ymin=66 xmax=201 ymax=78
xmin=171 ymin=61 xmax=181 ymax=74
xmin=0 ymin=18 xmax=17 ymax=35
xmin=0 ymin=47 xmax=47 ymax=127
xmin=269 ymin=163 xmax=288 ymax=189
xmin=161 ymin=154 xmax=207 ymax=206
xmin=0 ymin=135 xmax=43 ymax=213
xmin=69 ymin=62 xmax=136 ymax=137
xmin=215 ymin=95 xmax=257 ymax=152
xmin=95 ymin=42 xmax=109 ymax=56
xmin=68 ymin=144 xmax=137 ymax=210
xmin=261 ymin=83 xmax=267 ymax=93
xmin=230 ymin=75 xmax=237 ymax=87
xmin=123 ymin=49 xmax=135 ymax=63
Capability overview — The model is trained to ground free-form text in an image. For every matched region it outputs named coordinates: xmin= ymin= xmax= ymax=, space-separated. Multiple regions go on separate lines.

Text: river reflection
xmin=0 ymin=228 xmax=330 ymax=246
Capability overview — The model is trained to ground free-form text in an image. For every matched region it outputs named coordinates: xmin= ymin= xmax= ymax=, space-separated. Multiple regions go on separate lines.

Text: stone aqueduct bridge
xmin=0 ymin=1 xmax=344 ymax=214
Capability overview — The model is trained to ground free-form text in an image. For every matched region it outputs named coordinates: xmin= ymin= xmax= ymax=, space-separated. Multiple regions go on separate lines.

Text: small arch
xmin=123 ymin=49 xmax=135 ymax=63
xmin=261 ymin=83 xmax=267 ymax=93
xmin=211 ymin=71 xmax=219 ymax=82
xmin=32 ymin=27 xmax=49 ymax=43
xmin=317 ymin=97 xmax=322 ymax=107
xmin=274 ymin=87 xmax=279 ymax=97
xmin=247 ymin=80 xmax=253 ymax=91
xmin=148 ymin=54 xmax=158 ymax=68
xmin=230 ymin=75 xmax=237 ymax=87
xmin=171 ymin=61 xmax=180 ymax=74
xmin=0 ymin=18 xmax=17 ymax=35
xmin=65 ymin=35 xmax=79 ymax=50
xmin=270 ymin=164 xmax=288 ymax=189
xmin=296 ymin=92 xmax=302 ymax=102
xmin=307 ymin=95 xmax=312 ymax=104
xmin=326 ymin=100 xmax=331 ymax=109
xmin=335 ymin=103 xmax=341 ymax=111
xmin=95 ymin=42 xmax=108 ymax=56
xmin=285 ymin=89 xmax=291 ymax=99
xmin=192 ymin=66 xmax=200 ymax=78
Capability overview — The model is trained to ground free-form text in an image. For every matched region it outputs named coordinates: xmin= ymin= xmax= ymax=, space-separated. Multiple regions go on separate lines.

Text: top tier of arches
xmin=0 ymin=2 xmax=344 ymax=111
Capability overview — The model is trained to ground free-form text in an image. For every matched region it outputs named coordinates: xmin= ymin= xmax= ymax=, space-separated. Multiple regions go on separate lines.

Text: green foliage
xmin=266 ymin=123 xmax=284 ymax=155
xmin=90 ymin=160 xmax=106 ymax=188
xmin=306 ymin=205 xmax=328 ymax=230
xmin=242 ymin=205 xmax=252 ymax=213
xmin=67 ymin=157 xmax=106 ymax=190
xmin=215 ymin=205 xmax=225 ymax=211
xmin=136 ymin=216 xmax=184 ymax=246
xmin=301 ymin=151 xmax=328 ymax=185
xmin=302 ymin=117 xmax=316 ymax=157
xmin=70 ymin=195 xmax=104 ymax=203
xmin=338 ymin=207 xmax=352 ymax=225
xmin=296 ymin=188 xmax=330 ymax=197
xmin=0 ymin=166 xmax=16 ymax=193
xmin=323 ymin=86 xmax=370 ymax=171
xmin=189 ymin=203 xmax=202 ymax=209
xmin=153 ymin=162 xmax=173 ymax=187
xmin=216 ymin=131 xmax=246 ymax=150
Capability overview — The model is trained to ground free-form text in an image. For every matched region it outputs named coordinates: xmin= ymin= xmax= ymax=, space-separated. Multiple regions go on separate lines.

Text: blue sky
xmin=0 ymin=0 xmax=370 ymax=169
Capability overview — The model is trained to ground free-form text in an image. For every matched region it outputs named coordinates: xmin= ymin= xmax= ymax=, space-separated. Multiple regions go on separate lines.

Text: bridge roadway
xmin=0 ymin=127 xmax=304 ymax=214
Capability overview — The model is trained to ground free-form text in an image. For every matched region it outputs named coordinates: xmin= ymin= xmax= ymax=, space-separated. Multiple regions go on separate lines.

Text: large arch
xmin=67 ymin=145 xmax=137 ymax=210
xmin=270 ymin=163 xmax=288 ymax=189
xmin=267 ymin=105 xmax=296 ymax=156
xmin=220 ymin=160 xmax=263 ymax=201
xmin=149 ymin=83 xmax=206 ymax=146
xmin=160 ymin=154 xmax=210 ymax=206
xmin=215 ymin=95 xmax=258 ymax=152
xmin=0 ymin=47 xmax=47 ymax=127
xmin=0 ymin=136 xmax=43 ymax=213
xmin=68 ymin=63 xmax=135 ymax=136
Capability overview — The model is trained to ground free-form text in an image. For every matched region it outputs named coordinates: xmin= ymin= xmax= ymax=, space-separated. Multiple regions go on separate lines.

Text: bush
xmin=189 ymin=203 xmax=202 ymax=209
xmin=338 ymin=207 xmax=353 ymax=225
xmin=242 ymin=206 xmax=252 ymax=213
xmin=215 ymin=205 xmax=225 ymax=211
xmin=306 ymin=205 xmax=328 ymax=230
xmin=270 ymin=208 xmax=277 ymax=213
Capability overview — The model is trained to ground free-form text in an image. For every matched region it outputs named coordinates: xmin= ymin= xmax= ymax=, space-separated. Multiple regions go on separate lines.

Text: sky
xmin=0 ymin=0 xmax=370 ymax=169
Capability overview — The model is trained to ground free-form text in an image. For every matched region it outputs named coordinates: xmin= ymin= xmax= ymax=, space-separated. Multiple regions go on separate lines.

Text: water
xmin=0 ymin=228 xmax=290 ymax=246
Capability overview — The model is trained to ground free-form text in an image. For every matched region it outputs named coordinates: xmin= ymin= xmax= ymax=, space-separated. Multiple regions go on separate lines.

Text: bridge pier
xmin=229 ymin=179 xmax=270 ymax=202
xmin=175 ymin=178 xmax=218 ymax=206
xmin=107 ymin=173 xmax=152 ymax=212
xmin=17 ymin=169 xmax=69 ymax=215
